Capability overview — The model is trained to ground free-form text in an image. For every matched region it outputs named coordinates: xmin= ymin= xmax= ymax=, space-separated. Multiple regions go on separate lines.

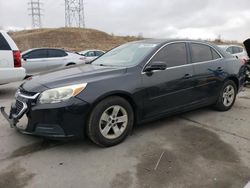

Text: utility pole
xmin=28 ymin=0 xmax=43 ymax=28
xmin=65 ymin=0 xmax=85 ymax=28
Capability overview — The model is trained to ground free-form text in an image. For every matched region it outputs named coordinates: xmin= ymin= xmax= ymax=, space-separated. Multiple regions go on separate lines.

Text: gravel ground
xmin=0 ymin=81 xmax=250 ymax=188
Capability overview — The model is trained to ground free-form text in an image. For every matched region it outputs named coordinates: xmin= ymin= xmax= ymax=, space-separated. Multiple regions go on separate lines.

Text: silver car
xmin=22 ymin=48 xmax=87 ymax=75
xmin=218 ymin=45 xmax=248 ymax=61
xmin=78 ymin=49 xmax=105 ymax=63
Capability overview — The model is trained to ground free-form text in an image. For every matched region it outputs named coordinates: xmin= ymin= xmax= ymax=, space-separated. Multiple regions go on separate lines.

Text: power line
xmin=65 ymin=0 xmax=85 ymax=28
xmin=28 ymin=0 xmax=43 ymax=28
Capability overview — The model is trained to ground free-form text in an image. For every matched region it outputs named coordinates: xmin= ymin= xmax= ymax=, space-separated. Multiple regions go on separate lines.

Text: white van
xmin=0 ymin=31 xmax=26 ymax=85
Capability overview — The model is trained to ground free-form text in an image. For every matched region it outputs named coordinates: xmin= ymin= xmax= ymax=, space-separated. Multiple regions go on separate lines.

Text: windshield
xmin=92 ymin=42 xmax=157 ymax=67
xmin=21 ymin=49 xmax=34 ymax=55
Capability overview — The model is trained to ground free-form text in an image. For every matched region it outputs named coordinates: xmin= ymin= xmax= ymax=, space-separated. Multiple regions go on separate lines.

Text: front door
xmin=23 ymin=49 xmax=48 ymax=75
xmin=142 ymin=42 xmax=195 ymax=118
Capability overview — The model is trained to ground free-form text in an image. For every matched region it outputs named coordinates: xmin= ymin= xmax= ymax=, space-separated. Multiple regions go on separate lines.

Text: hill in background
xmin=9 ymin=27 xmax=242 ymax=52
xmin=9 ymin=28 xmax=141 ymax=52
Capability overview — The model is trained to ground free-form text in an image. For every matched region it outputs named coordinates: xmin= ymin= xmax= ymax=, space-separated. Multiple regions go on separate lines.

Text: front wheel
xmin=214 ymin=80 xmax=237 ymax=111
xmin=87 ymin=96 xmax=134 ymax=147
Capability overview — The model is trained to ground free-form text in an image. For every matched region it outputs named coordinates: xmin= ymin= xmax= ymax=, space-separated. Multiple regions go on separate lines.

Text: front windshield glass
xmin=92 ymin=42 xmax=158 ymax=67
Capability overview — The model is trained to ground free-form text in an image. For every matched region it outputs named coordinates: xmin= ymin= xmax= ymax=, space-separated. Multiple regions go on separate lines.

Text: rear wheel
xmin=214 ymin=80 xmax=237 ymax=111
xmin=87 ymin=96 xmax=134 ymax=147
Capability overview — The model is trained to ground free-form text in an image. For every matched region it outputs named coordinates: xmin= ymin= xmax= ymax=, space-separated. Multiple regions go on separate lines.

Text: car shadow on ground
xmin=5 ymin=107 xmax=212 ymax=161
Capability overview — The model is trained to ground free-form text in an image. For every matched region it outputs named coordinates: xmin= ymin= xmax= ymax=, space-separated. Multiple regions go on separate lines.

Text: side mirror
xmin=22 ymin=55 xmax=29 ymax=61
xmin=144 ymin=61 xmax=167 ymax=72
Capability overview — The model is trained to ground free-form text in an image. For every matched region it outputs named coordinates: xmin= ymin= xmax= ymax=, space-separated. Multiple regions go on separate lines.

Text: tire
xmin=87 ymin=96 xmax=134 ymax=147
xmin=214 ymin=80 xmax=237 ymax=111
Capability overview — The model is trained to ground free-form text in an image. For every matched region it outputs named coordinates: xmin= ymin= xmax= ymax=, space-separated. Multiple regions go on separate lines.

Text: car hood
xmin=243 ymin=39 xmax=250 ymax=58
xmin=21 ymin=64 xmax=127 ymax=93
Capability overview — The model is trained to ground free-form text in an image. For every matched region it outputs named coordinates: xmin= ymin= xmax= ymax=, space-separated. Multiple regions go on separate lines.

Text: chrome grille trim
xmin=16 ymin=89 xmax=40 ymax=100
xmin=13 ymin=100 xmax=28 ymax=119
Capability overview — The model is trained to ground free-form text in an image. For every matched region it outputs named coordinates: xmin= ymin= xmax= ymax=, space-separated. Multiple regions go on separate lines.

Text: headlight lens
xmin=39 ymin=83 xmax=87 ymax=104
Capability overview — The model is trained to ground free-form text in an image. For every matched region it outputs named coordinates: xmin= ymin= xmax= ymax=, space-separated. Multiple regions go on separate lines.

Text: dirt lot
xmin=0 ymin=82 xmax=250 ymax=188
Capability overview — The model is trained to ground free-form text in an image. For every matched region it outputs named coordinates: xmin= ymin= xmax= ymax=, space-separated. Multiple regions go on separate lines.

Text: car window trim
xmin=142 ymin=41 xmax=223 ymax=74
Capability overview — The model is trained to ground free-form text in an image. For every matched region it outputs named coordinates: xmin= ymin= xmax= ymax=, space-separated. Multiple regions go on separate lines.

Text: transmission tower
xmin=28 ymin=0 xmax=43 ymax=28
xmin=65 ymin=0 xmax=85 ymax=28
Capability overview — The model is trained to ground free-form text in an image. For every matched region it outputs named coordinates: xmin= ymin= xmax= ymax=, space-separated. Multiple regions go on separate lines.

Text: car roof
xmin=132 ymin=39 xmax=231 ymax=58
xmin=80 ymin=49 xmax=105 ymax=53
xmin=132 ymin=38 xmax=219 ymax=46
xmin=218 ymin=44 xmax=243 ymax=48
xmin=22 ymin=48 xmax=67 ymax=53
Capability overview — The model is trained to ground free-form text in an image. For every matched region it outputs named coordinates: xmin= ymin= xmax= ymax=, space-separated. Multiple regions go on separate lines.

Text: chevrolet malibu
xmin=0 ymin=39 xmax=245 ymax=147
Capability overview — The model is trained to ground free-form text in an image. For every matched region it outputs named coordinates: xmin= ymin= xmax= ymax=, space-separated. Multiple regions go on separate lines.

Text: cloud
xmin=0 ymin=0 xmax=249 ymax=41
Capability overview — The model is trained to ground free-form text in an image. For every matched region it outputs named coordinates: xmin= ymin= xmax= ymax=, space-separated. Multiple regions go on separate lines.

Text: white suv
xmin=218 ymin=45 xmax=249 ymax=61
xmin=0 ymin=31 xmax=26 ymax=84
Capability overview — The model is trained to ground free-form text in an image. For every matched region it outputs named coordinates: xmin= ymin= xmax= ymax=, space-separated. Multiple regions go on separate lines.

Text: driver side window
xmin=151 ymin=42 xmax=188 ymax=68
xmin=26 ymin=49 xmax=48 ymax=59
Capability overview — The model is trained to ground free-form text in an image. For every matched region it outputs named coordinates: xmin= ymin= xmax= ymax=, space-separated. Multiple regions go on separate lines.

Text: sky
xmin=0 ymin=0 xmax=250 ymax=42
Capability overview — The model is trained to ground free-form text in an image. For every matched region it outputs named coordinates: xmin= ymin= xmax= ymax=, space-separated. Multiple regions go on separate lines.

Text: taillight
xmin=239 ymin=58 xmax=246 ymax=64
xmin=13 ymin=50 xmax=21 ymax=68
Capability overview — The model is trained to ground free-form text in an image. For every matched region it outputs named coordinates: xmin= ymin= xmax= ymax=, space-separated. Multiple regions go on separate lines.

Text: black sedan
xmin=1 ymin=39 xmax=245 ymax=147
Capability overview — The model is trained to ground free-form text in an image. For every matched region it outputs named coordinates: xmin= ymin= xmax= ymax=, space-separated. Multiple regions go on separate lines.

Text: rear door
xmin=46 ymin=49 xmax=68 ymax=70
xmin=142 ymin=42 xmax=195 ymax=118
xmin=22 ymin=49 xmax=48 ymax=75
xmin=189 ymin=42 xmax=224 ymax=102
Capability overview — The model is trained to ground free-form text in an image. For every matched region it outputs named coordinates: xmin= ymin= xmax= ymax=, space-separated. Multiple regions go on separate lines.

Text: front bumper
xmin=1 ymin=95 xmax=91 ymax=139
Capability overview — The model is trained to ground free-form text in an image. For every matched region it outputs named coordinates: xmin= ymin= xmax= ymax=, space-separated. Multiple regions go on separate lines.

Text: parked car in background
xmin=243 ymin=39 xmax=250 ymax=84
xmin=78 ymin=49 xmax=105 ymax=63
xmin=1 ymin=39 xmax=245 ymax=147
xmin=21 ymin=48 xmax=87 ymax=75
xmin=218 ymin=45 xmax=248 ymax=61
xmin=0 ymin=31 xmax=26 ymax=85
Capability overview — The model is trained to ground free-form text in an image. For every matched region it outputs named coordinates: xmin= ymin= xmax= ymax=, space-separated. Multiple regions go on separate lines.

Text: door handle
xmin=183 ymin=74 xmax=193 ymax=79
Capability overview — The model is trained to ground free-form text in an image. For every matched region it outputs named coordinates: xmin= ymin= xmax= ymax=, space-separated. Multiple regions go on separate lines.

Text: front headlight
xmin=39 ymin=83 xmax=87 ymax=104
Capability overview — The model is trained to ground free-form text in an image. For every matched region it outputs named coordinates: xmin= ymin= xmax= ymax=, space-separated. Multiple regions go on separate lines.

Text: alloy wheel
xmin=222 ymin=85 xmax=235 ymax=107
xmin=99 ymin=105 xmax=128 ymax=139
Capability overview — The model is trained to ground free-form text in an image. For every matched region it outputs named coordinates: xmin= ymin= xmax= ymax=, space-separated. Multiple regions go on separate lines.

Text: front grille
xmin=16 ymin=100 xmax=24 ymax=115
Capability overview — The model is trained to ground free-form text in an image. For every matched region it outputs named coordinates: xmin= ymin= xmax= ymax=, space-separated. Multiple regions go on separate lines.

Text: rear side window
xmin=151 ymin=42 xmax=187 ymax=67
xmin=86 ymin=51 xmax=95 ymax=57
xmin=238 ymin=47 xmax=243 ymax=53
xmin=48 ymin=49 xmax=67 ymax=58
xmin=233 ymin=47 xmax=243 ymax=54
xmin=190 ymin=43 xmax=221 ymax=63
xmin=0 ymin=33 xmax=11 ymax=50
xmin=226 ymin=47 xmax=233 ymax=54
xmin=27 ymin=49 xmax=48 ymax=59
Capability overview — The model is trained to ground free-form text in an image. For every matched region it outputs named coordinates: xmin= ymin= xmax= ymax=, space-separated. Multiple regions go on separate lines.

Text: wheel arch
xmin=89 ymin=91 xmax=139 ymax=123
xmin=226 ymin=76 xmax=239 ymax=91
xmin=66 ymin=62 xmax=76 ymax=66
